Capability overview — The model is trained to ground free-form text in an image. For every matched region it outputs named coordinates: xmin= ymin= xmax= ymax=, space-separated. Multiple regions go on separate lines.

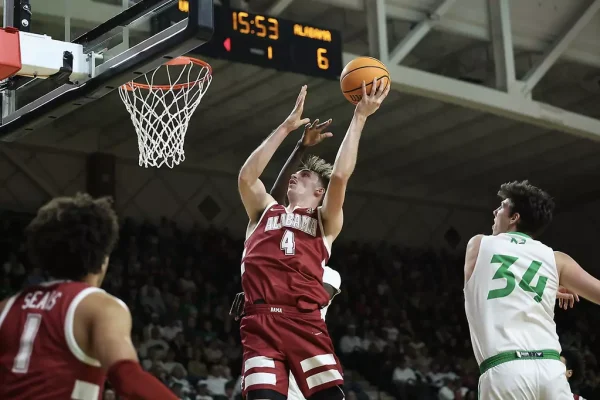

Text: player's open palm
xmin=355 ymin=77 xmax=390 ymax=118
xmin=284 ymin=85 xmax=311 ymax=131
xmin=301 ymin=118 xmax=333 ymax=147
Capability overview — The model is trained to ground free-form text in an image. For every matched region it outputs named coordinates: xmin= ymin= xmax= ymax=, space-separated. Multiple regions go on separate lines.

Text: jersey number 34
xmin=487 ymin=254 xmax=548 ymax=303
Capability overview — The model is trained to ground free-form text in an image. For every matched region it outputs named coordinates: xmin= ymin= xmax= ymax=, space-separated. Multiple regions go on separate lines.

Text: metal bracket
xmin=48 ymin=51 xmax=74 ymax=87
xmin=15 ymin=0 xmax=32 ymax=32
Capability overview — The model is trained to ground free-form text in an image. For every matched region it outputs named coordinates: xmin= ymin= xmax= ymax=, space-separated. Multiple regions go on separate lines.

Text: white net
xmin=118 ymin=58 xmax=212 ymax=168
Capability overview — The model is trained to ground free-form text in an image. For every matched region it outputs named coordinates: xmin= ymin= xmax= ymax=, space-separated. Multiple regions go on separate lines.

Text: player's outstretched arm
xmin=238 ymin=85 xmax=311 ymax=222
xmin=270 ymin=119 xmax=333 ymax=204
xmin=85 ymin=293 xmax=179 ymax=400
xmin=557 ymin=251 xmax=600 ymax=306
xmin=321 ymin=78 xmax=390 ymax=241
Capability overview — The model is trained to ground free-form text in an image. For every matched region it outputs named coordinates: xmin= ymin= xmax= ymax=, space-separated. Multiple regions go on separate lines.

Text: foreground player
xmin=0 ymin=194 xmax=178 ymax=400
xmin=237 ymin=80 xmax=388 ymax=400
xmin=271 ymin=120 xmax=342 ymax=400
xmin=464 ymin=180 xmax=600 ymax=399
xmin=560 ymin=348 xmax=586 ymax=400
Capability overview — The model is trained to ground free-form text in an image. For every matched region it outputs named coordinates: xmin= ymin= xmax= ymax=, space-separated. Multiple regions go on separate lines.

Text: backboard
xmin=0 ymin=0 xmax=213 ymax=141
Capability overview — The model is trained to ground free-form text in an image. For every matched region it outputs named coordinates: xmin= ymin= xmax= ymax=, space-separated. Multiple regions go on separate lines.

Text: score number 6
xmin=317 ymin=48 xmax=329 ymax=70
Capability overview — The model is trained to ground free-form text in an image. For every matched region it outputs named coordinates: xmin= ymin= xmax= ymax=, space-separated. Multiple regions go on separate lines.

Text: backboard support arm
xmin=0 ymin=0 xmax=214 ymax=142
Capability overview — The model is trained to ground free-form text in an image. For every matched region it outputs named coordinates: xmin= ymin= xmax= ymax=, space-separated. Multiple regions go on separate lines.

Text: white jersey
xmin=464 ymin=232 xmax=561 ymax=365
xmin=288 ymin=266 xmax=341 ymax=400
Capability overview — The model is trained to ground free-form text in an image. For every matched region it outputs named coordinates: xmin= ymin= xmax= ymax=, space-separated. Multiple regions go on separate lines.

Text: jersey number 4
xmin=487 ymin=254 xmax=548 ymax=303
xmin=280 ymin=230 xmax=296 ymax=255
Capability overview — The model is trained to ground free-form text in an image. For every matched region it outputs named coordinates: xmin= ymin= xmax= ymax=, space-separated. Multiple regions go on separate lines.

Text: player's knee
xmin=247 ymin=389 xmax=287 ymax=400
xmin=308 ymin=385 xmax=345 ymax=400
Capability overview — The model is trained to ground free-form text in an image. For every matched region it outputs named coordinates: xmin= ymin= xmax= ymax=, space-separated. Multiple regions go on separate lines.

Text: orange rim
xmin=120 ymin=56 xmax=212 ymax=91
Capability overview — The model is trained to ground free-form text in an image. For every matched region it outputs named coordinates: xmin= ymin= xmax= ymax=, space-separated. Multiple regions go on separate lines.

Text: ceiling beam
xmin=311 ymin=0 xmax=600 ymax=69
xmin=344 ymin=51 xmax=600 ymax=141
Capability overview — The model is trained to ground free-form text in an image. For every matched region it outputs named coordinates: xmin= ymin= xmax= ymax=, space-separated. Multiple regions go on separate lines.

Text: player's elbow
xmin=238 ymin=169 xmax=255 ymax=188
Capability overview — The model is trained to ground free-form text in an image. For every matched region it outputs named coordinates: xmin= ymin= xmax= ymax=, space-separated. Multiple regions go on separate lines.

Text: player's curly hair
xmin=497 ymin=180 xmax=555 ymax=238
xmin=302 ymin=155 xmax=333 ymax=189
xmin=26 ymin=193 xmax=119 ymax=281
xmin=562 ymin=348 xmax=585 ymax=383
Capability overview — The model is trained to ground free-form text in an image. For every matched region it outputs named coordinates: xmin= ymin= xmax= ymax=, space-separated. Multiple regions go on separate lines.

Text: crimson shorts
xmin=240 ymin=304 xmax=344 ymax=398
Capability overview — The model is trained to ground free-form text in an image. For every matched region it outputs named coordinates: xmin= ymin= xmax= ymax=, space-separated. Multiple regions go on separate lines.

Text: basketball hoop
xmin=118 ymin=56 xmax=212 ymax=168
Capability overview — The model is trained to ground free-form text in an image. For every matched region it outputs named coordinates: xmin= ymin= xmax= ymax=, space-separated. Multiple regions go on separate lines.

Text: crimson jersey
xmin=0 ymin=281 xmax=107 ymax=400
xmin=242 ymin=202 xmax=331 ymax=310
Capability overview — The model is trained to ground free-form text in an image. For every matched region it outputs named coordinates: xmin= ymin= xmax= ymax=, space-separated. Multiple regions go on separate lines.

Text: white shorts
xmin=288 ymin=372 xmax=306 ymax=400
xmin=479 ymin=359 xmax=573 ymax=400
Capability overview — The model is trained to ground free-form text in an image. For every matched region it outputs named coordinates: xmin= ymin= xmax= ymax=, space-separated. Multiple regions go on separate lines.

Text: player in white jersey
xmin=229 ymin=266 xmax=341 ymax=400
xmin=464 ymin=180 xmax=600 ymax=400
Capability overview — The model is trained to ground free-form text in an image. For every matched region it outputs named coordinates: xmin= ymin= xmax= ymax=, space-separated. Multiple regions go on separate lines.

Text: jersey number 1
xmin=280 ymin=230 xmax=296 ymax=255
xmin=487 ymin=254 xmax=548 ymax=303
xmin=13 ymin=313 xmax=42 ymax=373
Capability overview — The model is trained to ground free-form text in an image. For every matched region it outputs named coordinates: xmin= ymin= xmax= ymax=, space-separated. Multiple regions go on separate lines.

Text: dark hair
xmin=562 ymin=348 xmax=585 ymax=383
xmin=26 ymin=193 xmax=119 ymax=281
xmin=497 ymin=180 xmax=555 ymax=237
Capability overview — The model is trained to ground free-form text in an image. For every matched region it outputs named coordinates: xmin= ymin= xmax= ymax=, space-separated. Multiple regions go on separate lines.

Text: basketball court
xmin=1 ymin=0 xmax=600 ymax=256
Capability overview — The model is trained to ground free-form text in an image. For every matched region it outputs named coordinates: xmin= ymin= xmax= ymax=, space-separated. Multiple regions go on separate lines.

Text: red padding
xmin=0 ymin=27 xmax=21 ymax=80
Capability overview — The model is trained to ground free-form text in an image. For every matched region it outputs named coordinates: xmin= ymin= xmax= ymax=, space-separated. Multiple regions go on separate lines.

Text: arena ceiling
xmin=12 ymin=0 xmax=600 ymax=214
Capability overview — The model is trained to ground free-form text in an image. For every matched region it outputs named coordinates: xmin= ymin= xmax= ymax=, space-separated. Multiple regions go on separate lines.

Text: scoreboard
xmin=173 ymin=2 xmax=343 ymax=80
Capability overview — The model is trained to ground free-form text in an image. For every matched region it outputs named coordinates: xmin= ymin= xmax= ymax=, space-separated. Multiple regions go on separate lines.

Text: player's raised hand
xmin=283 ymin=85 xmax=311 ymax=131
xmin=355 ymin=78 xmax=390 ymax=118
xmin=300 ymin=118 xmax=333 ymax=147
xmin=557 ymin=286 xmax=580 ymax=310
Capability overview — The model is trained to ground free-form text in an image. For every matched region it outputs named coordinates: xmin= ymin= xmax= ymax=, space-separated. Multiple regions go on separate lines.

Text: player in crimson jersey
xmin=237 ymin=80 xmax=389 ymax=400
xmin=0 ymin=194 xmax=179 ymax=400
xmin=560 ymin=348 xmax=586 ymax=400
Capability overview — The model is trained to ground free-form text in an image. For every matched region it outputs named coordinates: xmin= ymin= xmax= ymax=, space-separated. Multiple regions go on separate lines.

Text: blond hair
xmin=302 ymin=154 xmax=333 ymax=188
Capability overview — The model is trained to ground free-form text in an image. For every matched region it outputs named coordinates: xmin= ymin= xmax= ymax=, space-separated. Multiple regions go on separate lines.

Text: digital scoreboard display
xmin=181 ymin=4 xmax=343 ymax=79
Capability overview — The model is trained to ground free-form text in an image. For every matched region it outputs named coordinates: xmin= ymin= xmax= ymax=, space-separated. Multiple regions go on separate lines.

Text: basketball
xmin=340 ymin=57 xmax=390 ymax=105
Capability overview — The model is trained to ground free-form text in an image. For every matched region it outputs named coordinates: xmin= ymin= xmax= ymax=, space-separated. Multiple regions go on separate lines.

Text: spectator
xmin=140 ymin=326 xmax=170 ymax=358
xmin=195 ymin=381 xmax=213 ymax=400
xmin=206 ymin=365 xmax=228 ymax=397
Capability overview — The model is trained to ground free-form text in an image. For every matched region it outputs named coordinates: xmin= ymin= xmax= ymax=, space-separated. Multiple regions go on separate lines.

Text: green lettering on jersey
xmin=487 ymin=255 xmax=517 ymax=300
xmin=519 ymin=261 xmax=547 ymax=303
xmin=487 ymin=254 xmax=548 ymax=303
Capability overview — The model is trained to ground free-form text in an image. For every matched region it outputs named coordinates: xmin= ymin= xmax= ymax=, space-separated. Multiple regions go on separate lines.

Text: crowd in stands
xmin=0 ymin=210 xmax=598 ymax=399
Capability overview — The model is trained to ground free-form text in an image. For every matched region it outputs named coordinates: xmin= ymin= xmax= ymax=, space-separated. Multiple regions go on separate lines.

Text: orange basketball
xmin=340 ymin=57 xmax=390 ymax=105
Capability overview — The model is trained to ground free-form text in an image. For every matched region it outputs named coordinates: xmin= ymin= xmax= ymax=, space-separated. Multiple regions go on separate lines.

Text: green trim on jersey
xmin=479 ymin=349 xmax=560 ymax=374
xmin=507 ymin=231 xmax=532 ymax=239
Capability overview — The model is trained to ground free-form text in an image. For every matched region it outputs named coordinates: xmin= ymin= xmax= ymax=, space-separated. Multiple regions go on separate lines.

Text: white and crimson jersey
xmin=288 ymin=266 xmax=341 ymax=400
xmin=464 ymin=232 xmax=561 ymax=364
xmin=241 ymin=202 xmax=332 ymax=310
xmin=0 ymin=281 xmax=112 ymax=400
